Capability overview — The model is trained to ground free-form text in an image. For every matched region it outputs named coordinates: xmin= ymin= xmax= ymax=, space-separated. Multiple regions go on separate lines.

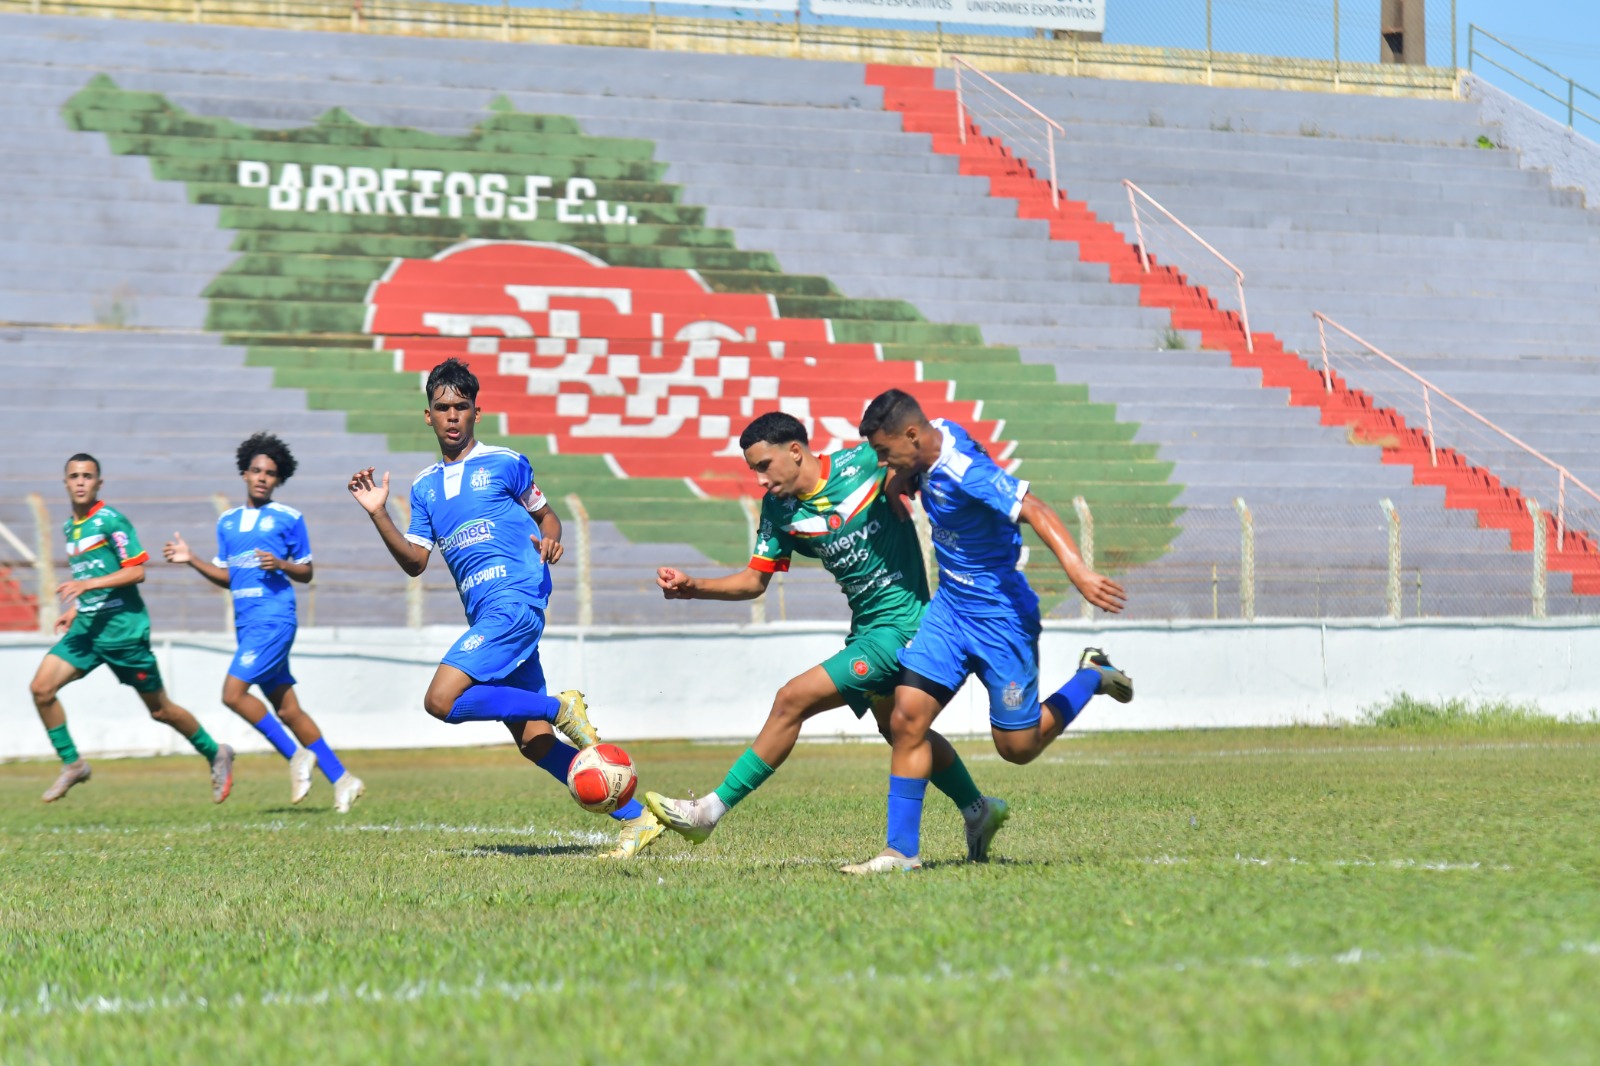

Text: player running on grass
xmin=346 ymin=357 xmax=663 ymax=858
xmin=162 ymin=433 xmax=364 ymax=813
xmin=29 ymin=454 xmax=235 ymax=804
xmin=644 ymin=412 xmax=1010 ymax=860
xmin=841 ymin=390 xmax=1134 ymax=875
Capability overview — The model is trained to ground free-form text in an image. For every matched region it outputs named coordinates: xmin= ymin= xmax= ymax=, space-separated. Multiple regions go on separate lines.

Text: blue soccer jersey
xmin=214 ymin=501 xmax=312 ymax=626
xmin=404 ymin=441 xmax=552 ymax=624
xmin=917 ymin=418 xmax=1036 ymax=618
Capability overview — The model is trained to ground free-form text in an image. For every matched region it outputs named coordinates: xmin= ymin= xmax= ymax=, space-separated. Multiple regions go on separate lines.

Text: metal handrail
xmin=1468 ymin=24 xmax=1600 ymax=130
xmin=1123 ymin=179 xmax=1253 ymax=353
xmin=1315 ymin=311 xmax=1600 ymax=551
xmin=951 ymin=55 xmax=1065 ymax=209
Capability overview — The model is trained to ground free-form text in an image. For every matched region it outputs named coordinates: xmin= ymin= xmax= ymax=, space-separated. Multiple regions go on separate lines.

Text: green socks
xmin=47 ymin=724 xmax=80 ymax=765
xmin=708 ymin=746 xmax=979 ymax=813
xmin=930 ymin=754 xmax=983 ymax=812
xmin=187 ymin=726 xmax=220 ymax=762
xmin=712 ymin=748 xmax=776 ymax=809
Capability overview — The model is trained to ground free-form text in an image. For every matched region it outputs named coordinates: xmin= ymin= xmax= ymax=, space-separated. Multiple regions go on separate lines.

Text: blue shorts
xmin=443 ymin=600 xmax=547 ymax=686
xmin=898 ymin=593 xmax=1043 ymax=730
xmin=229 ymin=621 xmax=297 ymax=692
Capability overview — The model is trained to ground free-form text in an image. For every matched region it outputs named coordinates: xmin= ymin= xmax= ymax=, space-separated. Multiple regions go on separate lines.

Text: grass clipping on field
xmin=1359 ymin=692 xmax=1596 ymax=731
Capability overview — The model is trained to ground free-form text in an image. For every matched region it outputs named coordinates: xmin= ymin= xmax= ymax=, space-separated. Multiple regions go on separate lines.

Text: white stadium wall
xmin=4 ymin=620 xmax=1599 ymax=760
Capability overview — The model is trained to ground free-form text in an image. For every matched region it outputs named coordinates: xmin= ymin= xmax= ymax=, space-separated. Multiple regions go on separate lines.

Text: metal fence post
xmin=1234 ymin=496 xmax=1255 ymax=621
xmin=27 ymin=493 xmax=56 ymax=635
xmin=739 ymin=495 xmax=766 ymax=624
xmin=393 ymin=494 xmax=423 ymax=628
xmin=1451 ymin=0 xmax=1458 ymax=70
xmin=1529 ymin=502 xmax=1547 ymax=619
xmin=1073 ymin=496 xmax=1095 ymax=620
xmin=564 ymin=494 xmax=594 ymax=627
xmin=1380 ymin=498 xmax=1401 ymax=620
xmin=1205 ymin=0 xmax=1214 ymax=87
xmin=912 ymin=496 xmax=938 ymax=595
xmin=1333 ymin=0 xmax=1341 ymax=89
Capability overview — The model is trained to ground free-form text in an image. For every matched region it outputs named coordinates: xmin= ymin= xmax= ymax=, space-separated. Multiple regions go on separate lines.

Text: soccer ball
xmin=566 ymin=743 xmax=638 ymax=814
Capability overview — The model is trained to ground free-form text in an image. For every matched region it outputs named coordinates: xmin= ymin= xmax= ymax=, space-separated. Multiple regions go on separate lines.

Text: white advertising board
xmin=694 ymin=0 xmax=800 ymax=11
xmin=809 ymin=0 xmax=1103 ymax=33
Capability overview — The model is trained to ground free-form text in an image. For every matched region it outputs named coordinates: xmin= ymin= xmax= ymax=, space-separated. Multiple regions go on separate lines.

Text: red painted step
xmin=0 ymin=565 xmax=38 ymax=632
xmin=865 ymin=61 xmax=1600 ymax=596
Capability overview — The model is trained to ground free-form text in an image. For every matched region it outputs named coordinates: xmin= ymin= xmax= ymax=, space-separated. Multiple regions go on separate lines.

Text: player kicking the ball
xmin=29 ymin=454 xmax=235 ymax=804
xmin=163 ymin=433 xmax=364 ymax=812
xmin=347 ymin=357 xmax=663 ymax=858
xmin=841 ymin=390 xmax=1133 ymax=875
xmin=644 ymin=412 xmax=1009 ymax=861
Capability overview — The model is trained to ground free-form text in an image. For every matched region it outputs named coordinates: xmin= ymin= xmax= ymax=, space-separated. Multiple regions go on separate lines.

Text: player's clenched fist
xmin=657 ymin=567 xmax=695 ymax=599
xmin=348 ymin=467 xmax=390 ymax=515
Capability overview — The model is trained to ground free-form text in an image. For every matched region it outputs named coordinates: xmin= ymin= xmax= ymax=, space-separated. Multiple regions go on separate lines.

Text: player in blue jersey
xmin=346 ymin=357 xmax=663 ymax=859
xmin=163 ymin=433 xmax=365 ymax=812
xmin=841 ymin=389 xmax=1134 ymax=874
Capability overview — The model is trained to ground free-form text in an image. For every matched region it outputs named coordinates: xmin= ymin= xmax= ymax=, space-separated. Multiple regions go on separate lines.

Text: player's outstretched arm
xmin=348 ymin=467 xmax=429 ymax=577
xmin=162 ymin=532 xmax=231 ymax=589
xmin=656 ymin=566 xmax=771 ymax=601
xmin=1018 ymin=494 xmax=1127 ymax=614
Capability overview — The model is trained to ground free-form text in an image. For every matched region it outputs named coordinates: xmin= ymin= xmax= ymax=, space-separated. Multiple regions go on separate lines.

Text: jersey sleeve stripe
xmin=294 ymin=554 xmax=314 ymax=564
xmin=1007 ymin=480 xmax=1032 ymax=522
xmin=749 ymin=555 xmax=790 ymax=573
xmin=404 ymin=533 xmax=434 ymax=551
xmin=119 ymin=551 xmax=149 ymax=568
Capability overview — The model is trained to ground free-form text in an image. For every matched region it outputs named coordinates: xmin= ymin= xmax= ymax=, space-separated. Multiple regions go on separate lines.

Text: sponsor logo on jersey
xmin=471 ymin=467 xmax=491 ymax=492
xmin=458 ymin=564 xmax=508 ymax=594
xmin=232 ymin=588 xmax=265 ymax=599
xmin=460 ymin=633 xmax=486 ymax=652
xmin=227 ymin=550 xmax=264 ymax=569
xmin=438 ymin=518 xmax=496 ymax=553
xmin=1002 ymin=681 xmax=1024 ymax=710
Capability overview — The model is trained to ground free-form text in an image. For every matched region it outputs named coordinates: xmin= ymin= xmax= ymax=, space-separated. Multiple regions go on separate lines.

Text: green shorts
xmin=49 ymin=615 xmax=163 ymax=694
xmin=822 ymin=625 xmax=916 ymax=718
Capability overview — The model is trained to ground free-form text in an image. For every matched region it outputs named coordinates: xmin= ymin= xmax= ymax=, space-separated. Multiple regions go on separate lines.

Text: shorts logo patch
xmin=240 ymin=650 xmax=258 ymax=666
xmin=1002 ymin=681 xmax=1024 ymax=710
xmin=851 ymin=658 xmax=869 ymax=677
xmin=460 ymin=634 xmax=486 ymax=652
xmin=827 ymin=513 xmax=843 ymax=531
xmin=136 ymin=672 xmax=148 ymax=682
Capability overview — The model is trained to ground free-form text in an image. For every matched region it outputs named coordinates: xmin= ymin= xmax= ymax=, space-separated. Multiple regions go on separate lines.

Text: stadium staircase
xmin=865 ymin=64 xmax=1600 ymax=605
xmin=1 ymin=12 xmax=1595 ymax=620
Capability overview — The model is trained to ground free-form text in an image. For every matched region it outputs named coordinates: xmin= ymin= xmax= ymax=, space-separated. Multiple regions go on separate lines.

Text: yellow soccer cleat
xmin=554 ymin=689 xmax=601 ymax=749
xmin=600 ymin=810 xmax=666 ymax=860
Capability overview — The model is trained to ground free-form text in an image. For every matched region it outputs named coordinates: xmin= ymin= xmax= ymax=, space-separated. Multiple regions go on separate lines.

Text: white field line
xmin=1139 ymin=855 xmax=1514 ymax=872
xmin=0 ymin=821 xmax=614 ymax=846
xmin=9 ymin=942 xmax=1597 ymax=1020
xmin=966 ymin=739 xmax=1600 ymax=764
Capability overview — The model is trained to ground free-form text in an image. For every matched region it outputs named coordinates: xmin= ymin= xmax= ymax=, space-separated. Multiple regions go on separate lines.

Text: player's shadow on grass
xmin=261 ymin=806 xmax=330 ymax=815
xmin=462 ymin=843 xmax=595 ymax=859
xmin=917 ymin=857 xmax=1055 ymax=870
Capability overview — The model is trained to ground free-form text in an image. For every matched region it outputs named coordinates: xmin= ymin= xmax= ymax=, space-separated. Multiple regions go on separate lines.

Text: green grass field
xmin=3 ymin=723 xmax=1598 ymax=1064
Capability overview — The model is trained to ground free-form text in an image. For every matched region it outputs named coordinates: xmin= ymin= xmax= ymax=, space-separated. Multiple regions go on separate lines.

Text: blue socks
xmin=308 ymin=738 xmax=346 ymax=783
xmin=886 ymin=775 xmax=928 ymax=857
xmin=533 ymin=738 xmax=644 ymax=822
xmin=446 ymin=684 xmax=561 ymax=724
xmin=1043 ymin=667 xmax=1102 ymax=732
xmin=252 ymin=712 xmax=298 ymax=760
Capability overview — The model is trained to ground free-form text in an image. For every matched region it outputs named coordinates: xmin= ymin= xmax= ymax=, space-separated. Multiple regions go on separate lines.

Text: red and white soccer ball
xmin=566 ymin=743 xmax=638 ymax=814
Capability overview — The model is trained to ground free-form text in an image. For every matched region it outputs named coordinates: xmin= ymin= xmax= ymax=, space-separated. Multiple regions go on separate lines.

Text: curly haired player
xmin=164 ymin=433 xmax=364 ymax=812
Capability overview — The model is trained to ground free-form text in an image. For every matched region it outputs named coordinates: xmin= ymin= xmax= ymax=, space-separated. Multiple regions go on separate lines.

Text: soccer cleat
xmin=41 ymin=759 xmax=92 ymax=803
xmin=643 ymin=792 xmax=718 ymax=845
xmin=333 ymin=773 xmax=365 ymax=814
xmin=554 ymin=690 xmax=601 ymax=749
xmin=210 ymin=744 xmax=235 ymax=804
xmin=1079 ymin=647 xmax=1134 ymax=704
xmin=964 ymin=796 xmax=1010 ymax=863
xmin=289 ymin=747 xmax=316 ymax=804
xmin=600 ymin=810 xmax=666 ymax=859
xmin=839 ymin=848 xmax=922 ymax=876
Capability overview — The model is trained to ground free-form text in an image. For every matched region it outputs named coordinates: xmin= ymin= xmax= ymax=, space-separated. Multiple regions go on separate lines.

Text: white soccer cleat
xmin=964 ymin=796 xmax=1010 ymax=863
xmin=289 ymin=748 xmax=316 ymax=804
xmin=643 ymin=791 xmax=719 ymax=845
xmin=41 ymin=759 xmax=92 ymax=803
xmin=839 ymin=848 xmax=922 ymax=876
xmin=332 ymin=773 xmax=365 ymax=814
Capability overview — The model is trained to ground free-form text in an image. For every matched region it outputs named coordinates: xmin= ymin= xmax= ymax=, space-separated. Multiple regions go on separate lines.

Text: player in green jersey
xmin=644 ymin=413 xmax=1010 ymax=861
xmin=27 ymin=454 xmax=235 ymax=804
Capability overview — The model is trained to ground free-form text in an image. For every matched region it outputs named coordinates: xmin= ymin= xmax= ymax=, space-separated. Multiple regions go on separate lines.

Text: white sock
xmin=700 ymin=793 xmax=729 ymax=824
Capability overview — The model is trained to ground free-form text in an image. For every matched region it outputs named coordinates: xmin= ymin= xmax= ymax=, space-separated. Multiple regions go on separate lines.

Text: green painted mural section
xmin=63 ymin=75 xmax=1180 ymax=601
